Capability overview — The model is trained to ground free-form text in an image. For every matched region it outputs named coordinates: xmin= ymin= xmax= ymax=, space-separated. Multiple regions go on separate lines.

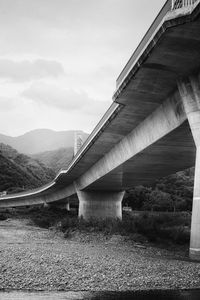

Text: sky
xmin=0 ymin=0 xmax=166 ymax=136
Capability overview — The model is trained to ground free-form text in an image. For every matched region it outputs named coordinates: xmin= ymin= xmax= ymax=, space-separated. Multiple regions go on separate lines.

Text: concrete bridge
xmin=1 ymin=0 xmax=200 ymax=259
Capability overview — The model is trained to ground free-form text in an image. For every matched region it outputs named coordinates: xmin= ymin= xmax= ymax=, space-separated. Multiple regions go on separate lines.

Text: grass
xmin=132 ymin=212 xmax=190 ymax=244
xmin=0 ymin=213 xmax=8 ymax=220
xmin=58 ymin=210 xmax=191 ymax=245
xmin=1 ymin=207 xmax=191 ymax=245
xmin=0 ymin=206 xmax=70 ymax=228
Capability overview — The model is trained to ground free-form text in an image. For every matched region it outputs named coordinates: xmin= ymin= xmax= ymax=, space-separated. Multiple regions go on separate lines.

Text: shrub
xmin=21 ymin=206 xmax=190 ymax=245
xmin=170 ymin=226 xmax=190 ymax=244
xmin=59 ymin=217 xmax=123 ymax=235
xmin=59 ymin=216 xmax=79 ymax=232
xmin=120 ymin=215 xmax=136 ymax=234
xmin=132 ymin=212 xmax=190 ymax=244
xmin=0 ymin=213 xmax=7 ymax=221
xmin=26 ymin=206 xmax=69 ymax=228
xmin=58 ymin=212 xmax=190 ymax=244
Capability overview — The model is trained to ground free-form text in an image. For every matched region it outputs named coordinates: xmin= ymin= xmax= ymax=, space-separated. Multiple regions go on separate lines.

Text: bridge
xmin=1 ymin=0 xmax=200 ymax=260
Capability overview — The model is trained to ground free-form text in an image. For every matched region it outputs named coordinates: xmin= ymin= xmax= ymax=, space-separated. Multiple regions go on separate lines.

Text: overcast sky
xmin=0 ymin=0 xmax=166 ymax=136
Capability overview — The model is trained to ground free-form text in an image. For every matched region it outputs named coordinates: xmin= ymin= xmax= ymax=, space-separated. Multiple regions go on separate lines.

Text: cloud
xmin=0 ymin=97 xmax=18 ymax=110
xmin=22 ymin=82 xmax=110 ymax=116
xmin=0 ymin=59 xmax=65 ymax=82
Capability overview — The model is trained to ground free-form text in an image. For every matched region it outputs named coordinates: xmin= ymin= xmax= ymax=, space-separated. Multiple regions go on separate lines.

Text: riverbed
xmin=0 ymin=219 xmax=200 ymax=291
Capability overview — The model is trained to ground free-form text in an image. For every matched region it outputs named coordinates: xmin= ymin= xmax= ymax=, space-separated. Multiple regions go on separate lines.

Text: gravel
xmin=0 ymin=218 xmax=200 ymax=291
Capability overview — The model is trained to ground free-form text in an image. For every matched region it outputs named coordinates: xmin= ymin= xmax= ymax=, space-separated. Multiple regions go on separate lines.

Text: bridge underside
xmin=86 ymin=121 xmax=195 ymax=191
xmin=56 ymin=5 xmax=200 ymax=191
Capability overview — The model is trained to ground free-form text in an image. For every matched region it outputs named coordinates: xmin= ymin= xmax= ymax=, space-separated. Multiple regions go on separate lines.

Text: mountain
xmin=32 ymin=147 xmax=74 ymax=173
xmin=0 ymin=143 xmax=55 ymax=194
xmin=0 ymin=129 xmax=89 ymax=155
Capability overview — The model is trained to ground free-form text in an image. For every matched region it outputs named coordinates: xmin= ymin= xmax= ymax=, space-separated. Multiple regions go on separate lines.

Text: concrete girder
xmin=75 ymin=91 xmax=186 ymax=191
xmin=0 ymin=184 xmax=75 ymax=208
xmin=43 ymin=184 xmax=75 ymax=205
xmin=0 ymin=194 xmax=46 ymax=208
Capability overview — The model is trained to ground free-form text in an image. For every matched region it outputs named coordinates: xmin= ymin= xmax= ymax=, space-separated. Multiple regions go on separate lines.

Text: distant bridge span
xmin=1 ymin=0 xmax=200 ymax=259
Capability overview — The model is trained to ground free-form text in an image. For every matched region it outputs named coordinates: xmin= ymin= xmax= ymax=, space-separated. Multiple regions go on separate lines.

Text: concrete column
xmin=43 ymin=202 xmax=50 ymax=208
xmin=178 ymin=74 xmax=200 ymax=260
xmin=76 ymin=190 xmax=125 ymax=220
xmin=190 ymin=147 xmax=200 ymax=260
xmin=66 ymin=201 xmax=70 ymax=211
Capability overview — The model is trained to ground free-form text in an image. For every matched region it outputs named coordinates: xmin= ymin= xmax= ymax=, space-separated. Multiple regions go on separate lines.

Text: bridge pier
xmin=179 ymin=75 xmax=200 ymax=260
xmin=76 ymin=190 xmax=125 ymax=220
xmin=66 ymin=200 xmax=70 ymax=211
xmin=43 ymin=202 xmax=51 ymax=209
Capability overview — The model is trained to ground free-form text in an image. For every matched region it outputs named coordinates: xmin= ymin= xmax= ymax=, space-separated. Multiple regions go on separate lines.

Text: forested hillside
xmin=125 ymin=168 xmax=194 ymax=212
xmin=0 ymin=143 xmax=55 ymax=194
xmin=0 ymin=129 xmax=88 ymax=154
xmin=32 ymin=147 xmax=74 ymax=173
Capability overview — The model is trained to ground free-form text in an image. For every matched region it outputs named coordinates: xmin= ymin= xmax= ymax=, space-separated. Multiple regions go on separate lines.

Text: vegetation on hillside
xmin=0 ymin=143 xmax=55 ymax=193
xmin=0 ymin=129 xmax=88 ymax=154
xmin=32 ymin=147 xmax=74 ymax=172
xmin=124 ymin=168 xmax=194 ymax=212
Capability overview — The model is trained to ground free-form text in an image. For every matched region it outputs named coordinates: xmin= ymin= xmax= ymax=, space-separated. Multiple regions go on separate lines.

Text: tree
xmin=143 ymin=190 xmax=173 ymax=212
xmin=125 ymin=186 xmax=152 ymax=210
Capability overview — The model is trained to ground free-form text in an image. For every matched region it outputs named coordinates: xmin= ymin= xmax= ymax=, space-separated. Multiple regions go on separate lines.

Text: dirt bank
xmin=0 ymin=218 xmax=200 ymax=291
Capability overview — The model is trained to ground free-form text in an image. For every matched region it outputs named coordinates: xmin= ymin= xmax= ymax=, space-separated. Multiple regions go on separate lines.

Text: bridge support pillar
xmin=76 ymin=190 xmax=125 ymax=220
xmin=179 ymin=75 xmax=200 ymax=260
xmin=66 ymin=200 xmax=70 ymax=211
xmin=43 ymin=202 xmax=51 ymax=209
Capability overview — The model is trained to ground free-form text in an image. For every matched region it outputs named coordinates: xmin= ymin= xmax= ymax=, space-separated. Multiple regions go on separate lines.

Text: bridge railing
xmin=115 ymin=0 xmax=172 ymax=89
xmin=115 ymin=0 xmax=199 ymax=91
xmin=0 ymin=181 xmax=55 ymax=200
xmin=171 ymin=0 xmax=198 ymax=10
